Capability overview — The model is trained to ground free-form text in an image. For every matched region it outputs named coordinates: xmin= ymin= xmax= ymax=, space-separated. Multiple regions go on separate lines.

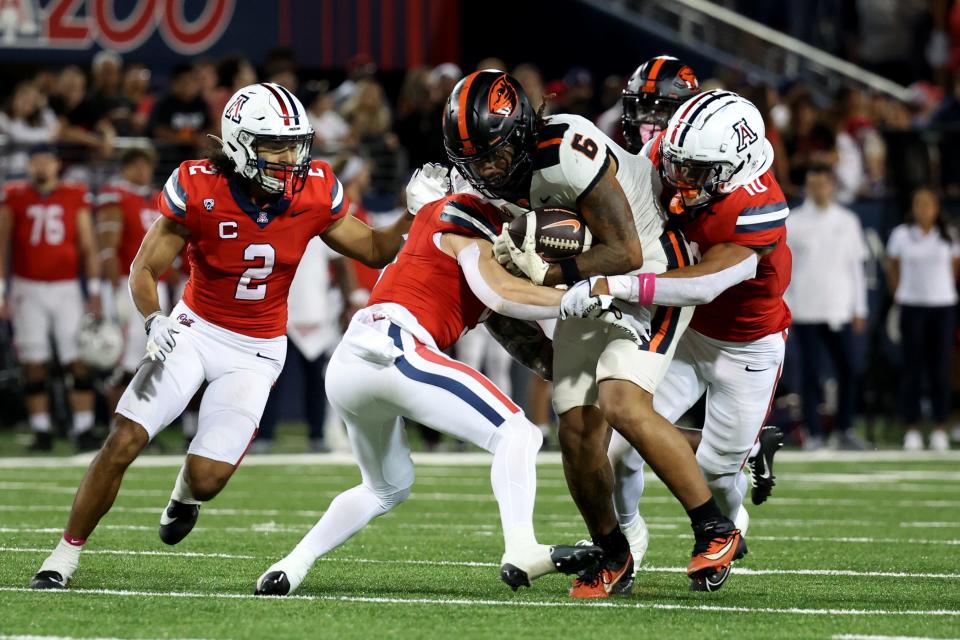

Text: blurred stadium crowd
xmin=3 ymin=0 xmax=960 ymax=454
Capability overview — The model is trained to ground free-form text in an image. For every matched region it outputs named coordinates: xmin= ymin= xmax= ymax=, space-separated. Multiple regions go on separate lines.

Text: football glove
xmin=493 ymin=217 xmax=550 ymax=285
xmin=405 ymin=163 xmax=450 ymax=215
xmin=145 ymin=313 xmax=179 ymax=362
xmin=560 ymin=278 xmax=650 ymax=346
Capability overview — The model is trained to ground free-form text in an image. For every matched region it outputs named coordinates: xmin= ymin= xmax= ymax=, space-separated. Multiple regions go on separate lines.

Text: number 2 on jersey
xmin=234 ymin=243 xmax=275 ymax=300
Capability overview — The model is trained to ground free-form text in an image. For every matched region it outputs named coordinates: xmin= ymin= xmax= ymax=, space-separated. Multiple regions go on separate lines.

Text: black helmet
xmin=443 ymin=70 xmax=537 ymax=201
xmin=622 ymin=56 xmax=700 ymax=153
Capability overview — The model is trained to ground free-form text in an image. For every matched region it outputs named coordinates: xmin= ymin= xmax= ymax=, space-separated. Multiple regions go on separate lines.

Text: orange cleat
xmin=569 ymin=553 xmax=634 ymax=598
xmin=687 ymin=518 xmax=746 ymax=592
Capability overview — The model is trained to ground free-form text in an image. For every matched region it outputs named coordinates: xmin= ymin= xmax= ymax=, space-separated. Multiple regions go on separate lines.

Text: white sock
xmin=181 ymin=411 xmax=199 ymax=439
xmin=274 ymin=484 xmax=399 ymax=591
xmin=39 ymin=535 xmax=83 ymax=580
xmin=170 ymin=464 xmax=200 ymax=505
xmin=705 ymin=471 xmax=749 ymax=520
xmin=72 ymin=410 xmax=94 ymax=435
xmin=29 ymin=412 xmax=51 ymax=434
xmin=748 ymin=441 xmax=761 ymax=459
xmin=490 ymin=416 xmax=541 ymax=539
xmin=612 ymin=457 xmax=645 ymax=527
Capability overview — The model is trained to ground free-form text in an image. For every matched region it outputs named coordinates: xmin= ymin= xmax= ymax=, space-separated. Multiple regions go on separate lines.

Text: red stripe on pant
xmin=413 ymin=340 xmax=520 ymax=414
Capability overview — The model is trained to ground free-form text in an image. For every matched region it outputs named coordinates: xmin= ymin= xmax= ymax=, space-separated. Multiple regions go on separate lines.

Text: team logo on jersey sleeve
xmin=733 ymin=117 xmax=759 ymax=152
xmin=488 ymin=74 xmax=517 ymax=117
xmin=203 ymin=198 xmax=215 ymax=211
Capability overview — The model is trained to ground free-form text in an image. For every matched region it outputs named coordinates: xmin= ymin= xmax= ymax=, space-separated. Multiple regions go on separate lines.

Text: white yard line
xmin=2 ymin=546 xmax=958 ymax=580
xmin=0 ymin=585 xmax=957 ymax=617
xmin=833 ymin=635 xmax=960 ymax=640
xmin=0 ymin=450 xmax=958 ymax=469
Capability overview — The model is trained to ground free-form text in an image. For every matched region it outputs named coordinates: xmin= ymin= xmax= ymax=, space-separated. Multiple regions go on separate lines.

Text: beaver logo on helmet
xmin=488 ymin=74 xmax=517 ymax=117
xmin=677 ymin=66 xmax=699 ymax=92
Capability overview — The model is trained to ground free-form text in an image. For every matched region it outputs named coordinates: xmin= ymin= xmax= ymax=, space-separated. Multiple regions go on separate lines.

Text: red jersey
xmin=157 ymin=159 xmax=348 ymax=339
xmin=96 ymin=179 xmax=161 ymax=276
xmin=2 ymin=181 xmax=91 ymax=281
xmin=367 ymin=193 xmax=505 ymax=350
xmin=649 ymin=136 xmax=792 ymax=342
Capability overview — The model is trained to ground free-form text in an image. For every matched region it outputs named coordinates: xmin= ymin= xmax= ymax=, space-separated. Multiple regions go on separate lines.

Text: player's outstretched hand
xmin=561 ymin=279 xmax=650 ymax=345
xmin=493 ymin=219 xmax=549 ymax=284
xmin=405 ymin=163 xmax=450 ymax=215
xmin=145 ymin=313 xmax=179 ymax=362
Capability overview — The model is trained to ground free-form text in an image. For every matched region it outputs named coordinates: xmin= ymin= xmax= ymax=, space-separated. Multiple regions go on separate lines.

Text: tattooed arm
xmin=541 ymin=160 xmax=643 ymax=286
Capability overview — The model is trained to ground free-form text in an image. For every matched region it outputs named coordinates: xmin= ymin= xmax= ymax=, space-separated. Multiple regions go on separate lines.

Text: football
xmin=507 ymin=206 xmax=593 ymax=263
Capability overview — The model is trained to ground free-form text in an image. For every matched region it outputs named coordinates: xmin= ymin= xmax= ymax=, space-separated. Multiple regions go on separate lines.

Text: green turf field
xmin=0 ymin=451 xmax=958 ymax=639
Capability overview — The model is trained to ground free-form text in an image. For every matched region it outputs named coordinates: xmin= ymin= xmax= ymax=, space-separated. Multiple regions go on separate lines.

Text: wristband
xmin=559 ymin=258 xmax=582 ymax=287
xmin=86 ymin=278 xmax=102 ymax=296
xmin=637 ymin=273 xmax=656 ymax=306
xmin=143 ymin=311 xmax=163 ymax=334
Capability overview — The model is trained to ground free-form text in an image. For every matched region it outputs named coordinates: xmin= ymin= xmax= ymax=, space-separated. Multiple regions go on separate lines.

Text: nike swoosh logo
xmin=539 ymin=196 xmax=551 ymax=204
xmin=542 ymin=219 xmax=582 ymax=233
xmin=703 ymin=538 xmax=736 ymax=561
xmin=290 ymin=209 xmax=309 ymax=217
xmin=758 ymin=467 xmax=772 ymax=480
xmin=256 ymin=352 xmax=279 ymax=362
xmin=745 ymin=365 xmax=771 ymax=372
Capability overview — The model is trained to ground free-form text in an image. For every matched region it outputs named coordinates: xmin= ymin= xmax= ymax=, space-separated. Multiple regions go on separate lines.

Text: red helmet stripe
xmin=669 ymin=90 xmax=719 ymax=144
xmin=260 ymin=82 xmax=291 ymax=126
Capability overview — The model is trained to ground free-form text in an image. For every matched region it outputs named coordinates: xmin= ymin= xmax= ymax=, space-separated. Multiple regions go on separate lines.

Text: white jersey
xmin=512 ymin=115 xmax=666 ymax=254
xmin=452 ymin=114 xmax=665 ymax=258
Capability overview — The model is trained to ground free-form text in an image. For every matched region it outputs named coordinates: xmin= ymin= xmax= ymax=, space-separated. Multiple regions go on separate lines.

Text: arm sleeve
xmin=539 ymin=118 xmax=613 ymax=207
xmin=157 ymin=164 xmax=197 ymax=233
xmin=886 ymin=226 xmax=904 ymax=258
xmin=456 ymin=242 xmax=560 ymax=320
xmin=606 ymin=252 xmax=759 ymax=307
xmin=729 ymin=201 xmax=790 ymax=249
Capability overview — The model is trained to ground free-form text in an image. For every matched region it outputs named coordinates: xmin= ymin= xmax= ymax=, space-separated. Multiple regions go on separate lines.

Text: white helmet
xmin=76 ymin=314 xmax=124 ymax=371
xmin=659 ymin=90 xmax=774 ymax=208
xmin=218 ymin=82 xmax=314 ymax=198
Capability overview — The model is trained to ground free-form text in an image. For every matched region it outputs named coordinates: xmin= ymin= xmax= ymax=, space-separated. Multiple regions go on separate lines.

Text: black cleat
xmin=747 ymin=425 xmax=784 ymax=505
xmin=30 ymin=570 xmax=67 ymax=589
xmin=28 ymin=432 xmax=53 ymax=453
xmin=159 ymin=500 xmax=200 ymax=545
xmin=499 ymin=544 xmax=603 ymax=592
xmin=254 ymin=571 xmax=291 ymax=596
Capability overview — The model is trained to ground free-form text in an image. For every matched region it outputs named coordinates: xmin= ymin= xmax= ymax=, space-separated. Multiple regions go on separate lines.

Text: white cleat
xmin=500 ymin=543 xmax=603 ymax=591
xmin=621 ymin=516 xmax=649 ymax=576
xmin=734 ymin=505 xmax=750 ymax=538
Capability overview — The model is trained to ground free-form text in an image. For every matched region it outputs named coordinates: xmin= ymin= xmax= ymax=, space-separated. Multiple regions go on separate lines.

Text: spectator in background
xmin=342 ymin=79 xmax=397 ymax=149
xmin=512 ymin=63 xmax=546 ymax=115
xmin=595 ymin=74 xmax=625 ymax=142
xmin=0 ymin=80 xmax=59 ymax=179
xmin=886 ymin=188 xmax=959 ymax=451
xmin=88 ymin=50 xmax=128 ymax=133
xmin=782 ymin=91 xmax=835 ymax=197
xmin=337 ymin=155 xmax=380 ymax=302
xmin=787 ymin=165 xmax=870 ymax=450
xmin=193 ymin=58 xmax=218 ymax=117
xmin=394 ymin=66 xmax=447 ymax=168
xmin=562 ymin=67 xmax=594 ymax=119
xmin=119 ymin=62 xmax=154 ymax=135
xmin=49 ymin=65 xmax=115 ymax=177
xmin=208 ymin=54 xmax=257 ymax=125
xmin=306 ymin=82 xmax=353 ymax=156
xmin=332 ymin=53 xmax=377 ymax=108
xmin=150 ymin=63 xmax=211 ymax=162
xmin=475 ymin=56 xmax=507 ymax=72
